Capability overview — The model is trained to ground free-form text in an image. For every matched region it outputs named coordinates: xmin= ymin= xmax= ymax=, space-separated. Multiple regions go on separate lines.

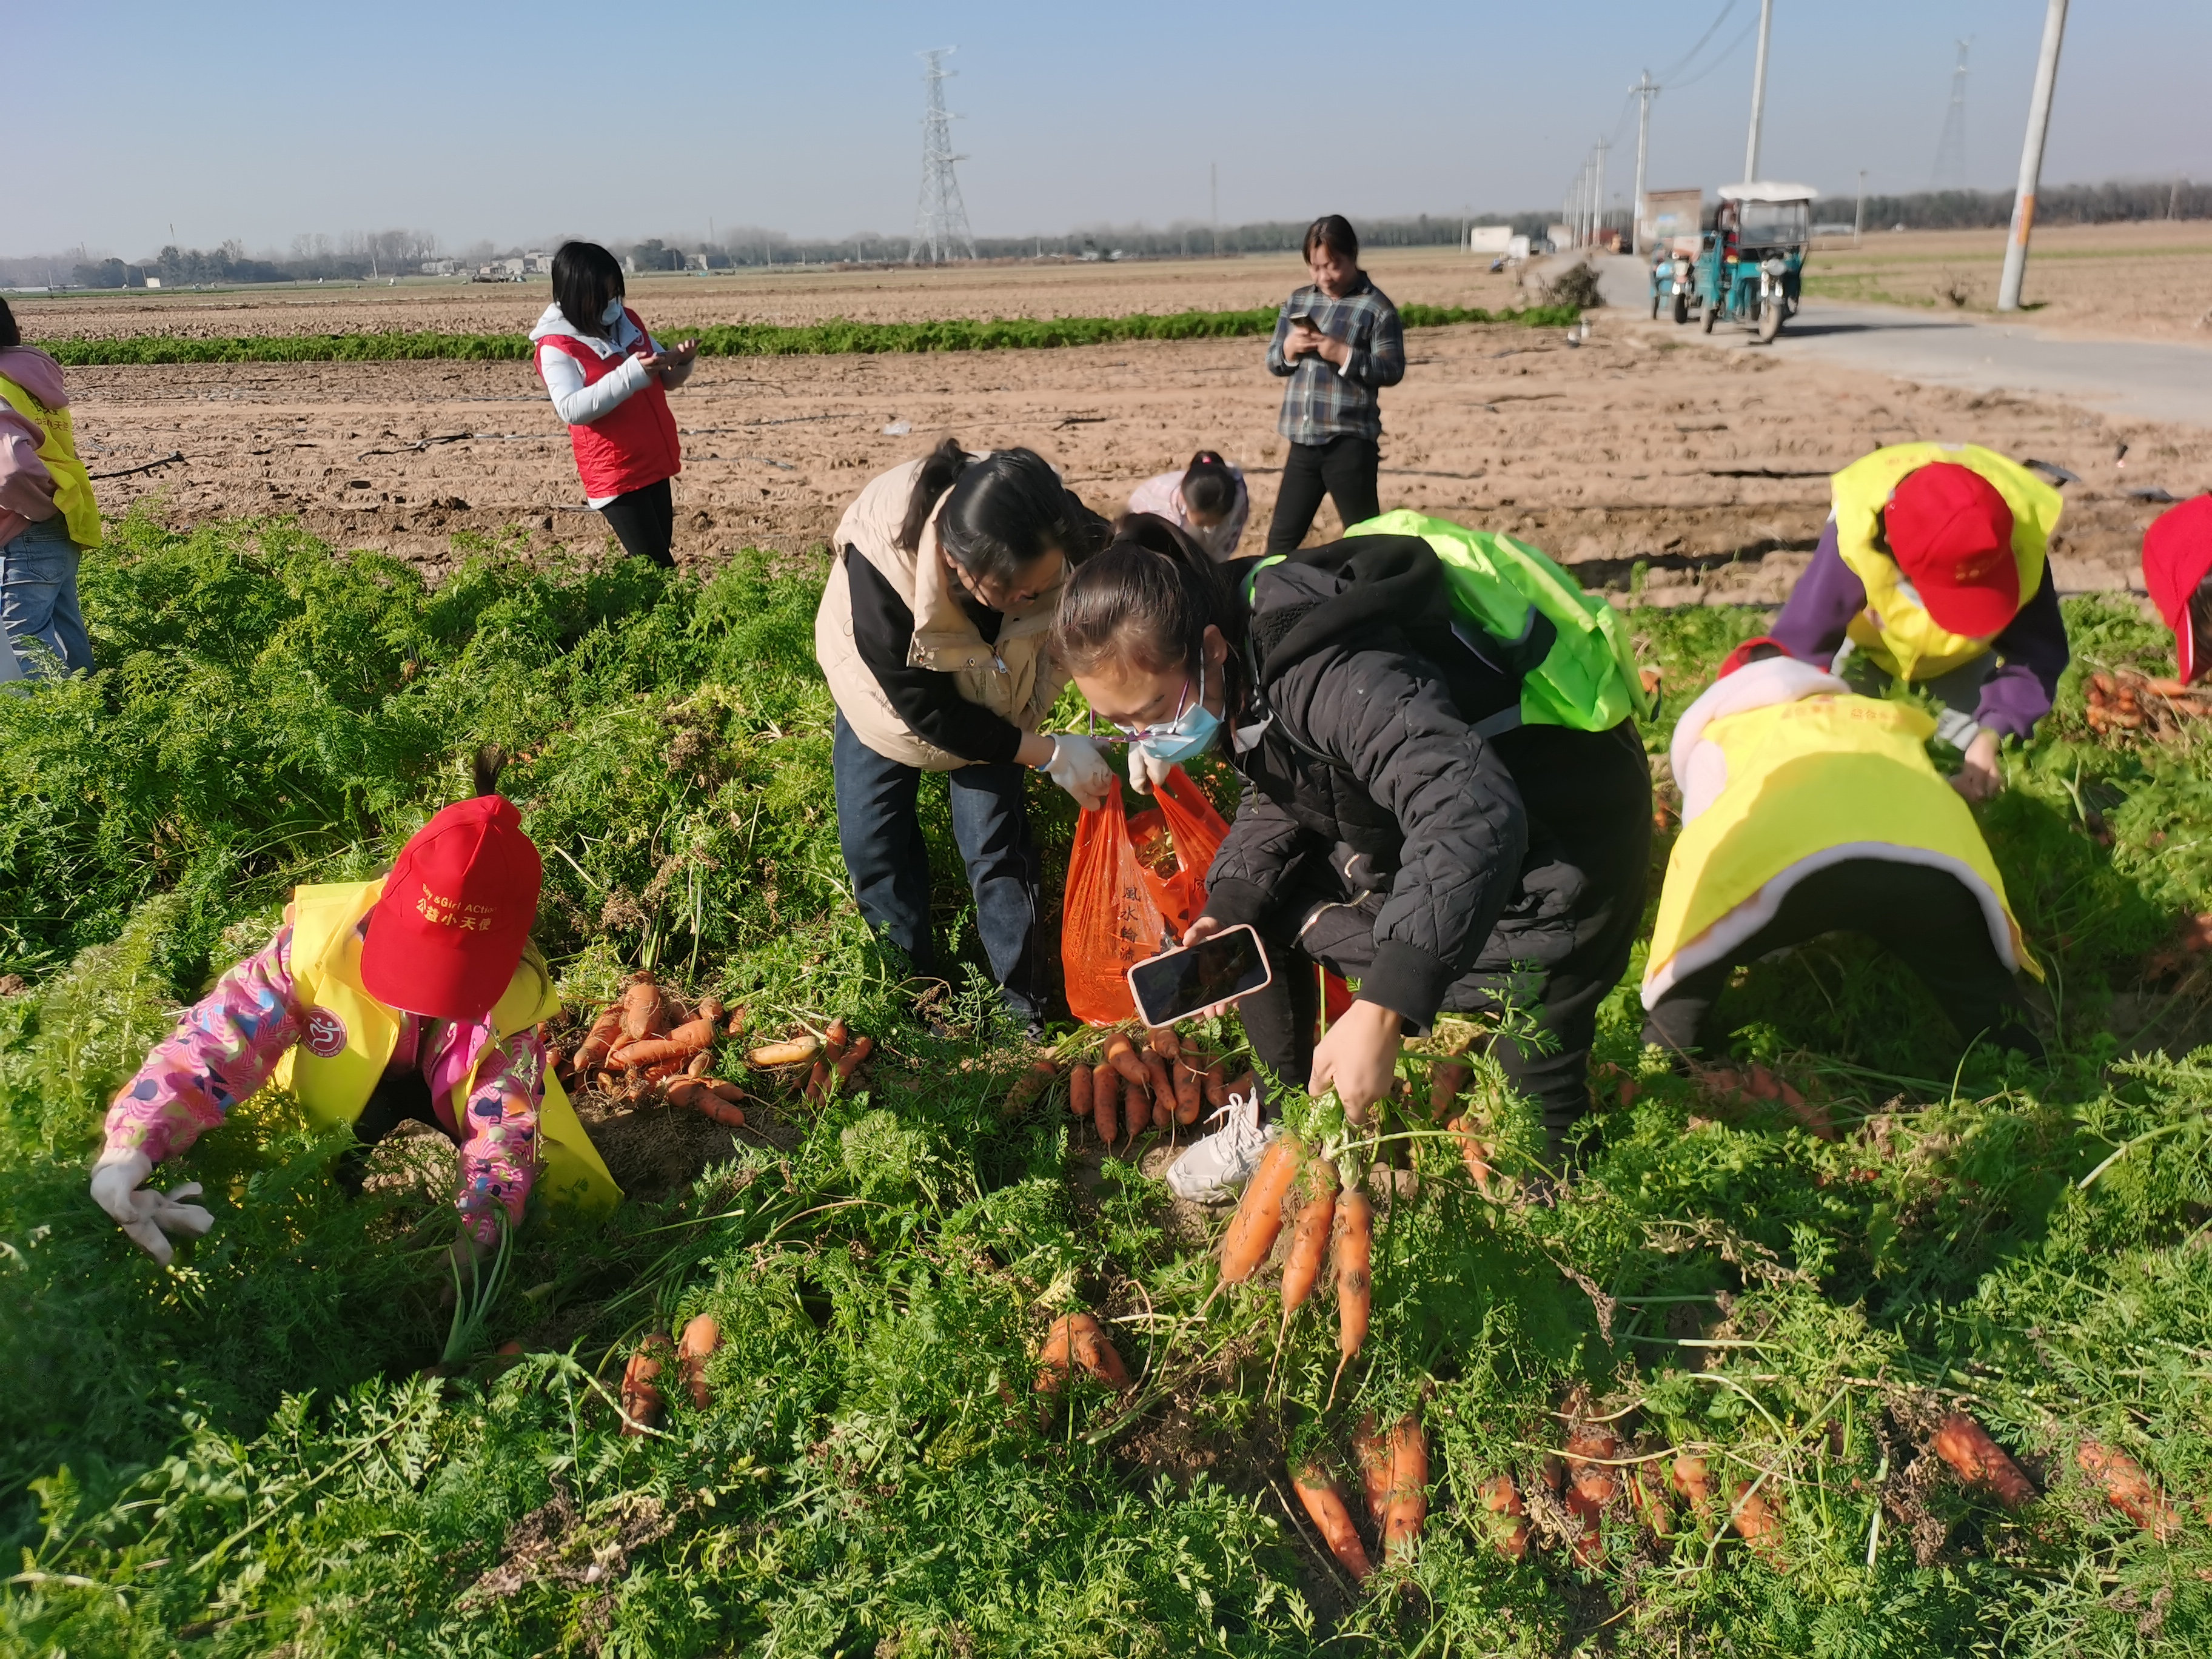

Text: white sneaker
xmin=1165 ymin=1085 xmax=1277 ymax=1204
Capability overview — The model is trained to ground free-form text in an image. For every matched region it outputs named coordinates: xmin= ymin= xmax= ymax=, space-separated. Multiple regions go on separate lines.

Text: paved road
xmin=1594 ymin=254 xmax=2212 ymax=429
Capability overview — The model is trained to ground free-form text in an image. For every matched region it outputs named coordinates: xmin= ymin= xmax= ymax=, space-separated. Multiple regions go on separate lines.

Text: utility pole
xmin=1743 ymin=0 xmax=1775 ymax=182
xmin=1593 ymin=139 xmax=1610 ymax=248
xmin=1631 ymin=72 xmax=1658 ymax=255
xmin=1210 ymin=161 xmax=1219 ymax=257
xmin=1855 ymin=168 xmax=1868 ymax=244
xmin=1997 ymin=0 xmax=2068 ymax=312
xmin=910 ymin=47 xmax=977 ymax=264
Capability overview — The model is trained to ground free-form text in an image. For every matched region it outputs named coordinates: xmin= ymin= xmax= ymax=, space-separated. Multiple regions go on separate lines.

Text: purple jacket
xmin=1771 ymin=520 xmax=2068 ymax=742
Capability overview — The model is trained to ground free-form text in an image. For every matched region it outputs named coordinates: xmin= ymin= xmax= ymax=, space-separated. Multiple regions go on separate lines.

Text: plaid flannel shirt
xmin=1265 ymin=276 xmax=1406 ymax=446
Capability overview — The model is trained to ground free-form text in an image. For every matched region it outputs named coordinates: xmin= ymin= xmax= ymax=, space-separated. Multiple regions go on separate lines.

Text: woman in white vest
xmin=90 ymin=754 xmax=619 ymax=1267
xmin=816 ymin=441 xmax=1114 ymax=1034
xmin=1642 ymin=638 xmax=2043 ymax=1064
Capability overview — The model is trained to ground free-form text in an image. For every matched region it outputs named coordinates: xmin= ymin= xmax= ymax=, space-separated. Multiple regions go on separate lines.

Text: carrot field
xmin=6 ymin=512 xmax=2212 ymax=1656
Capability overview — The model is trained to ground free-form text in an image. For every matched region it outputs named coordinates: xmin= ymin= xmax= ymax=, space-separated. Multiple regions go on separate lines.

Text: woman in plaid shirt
xmin=1264 ymin=215 xmax=1405 ymax=554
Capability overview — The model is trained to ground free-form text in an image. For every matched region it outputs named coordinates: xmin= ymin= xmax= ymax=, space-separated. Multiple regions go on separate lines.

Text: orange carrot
xmin=1103 ymin=1030 xmax=1148 ymax=1088
xmin=1142 ymin=1052 xmax=1175 ymax=1130
xmin=573 ymin=1005 xmax=625 ymax=1074
xmin=1382 ymin=1413 xmax=1428 ymax=1560
xmin=615 ymin=1015 xmax=719 ymax=1070
xmin=1563 ymin=1424 xmax=1621 ymax=1567
xmin=835 ymin=1034 xmax=874 ymax=1084
xmin=1429 ymin=1057 xmax=1473 ymax=1122
xmin=1627 ymin=1463 xmax=1676 ymax=1535
xmin=546 ymin=1044 xmax=570 ymax=1082
xmin=620 ymin=1332 xmax=673 ymax=1433
xmin=803 ymin=1059 xmax=830 ymax=1105
xmin=1671 ymin=1453 xmax=1716 ymax=1509
xmin=1203 ymin=1059 xmax=1228 ymax=1108
xmin=2077 ymin=1441 xmax=2180 ymax=1539
xmin=1173 ymin=1057 xmax=1204 ymax=1125
xmin=1278 ymin=1175 xmax=1336 ymax=1342
xmin=1218 ymin=1137 xmax=1303 ymax=1285
xmin=1033 ymin=1312 xmax=1131 ymax=1395
xmin=749 ymin=1035 xmax=820 ymax=1069
xmin=1147 ymin=1025 xmax=1181 ymax=1061
xmin=1354 ymin=1412 xmax=1393 ymax=1527
xmin=618 ymin=975 xmax=663 ymax=1042
xmin=1478 ymin=1473 xmax=1532 ymax=1560
xmin=1002 ymin=1056 xmax=1056 ymax=1119
xmin=1932 ymin=1413 xmax=2037 ymax=1510
xmin=1093 ymin=1062 xmax=1120 ymax=1148
xmin=723 ymin=1005 xmax=748 ymax=1037
xmin=1729 ymin=1481 xmax=1786 ymax=1566
xmin=1069 ymin=1062 xmax=1093 ymax=1121
xmin=684 ymin=1050 xmax=712 ymax=1077
xmin=1329 ymin=1187 xmax=1373 ymax=1407
xmin=1447 ymin=1114 xmax=1498 ymax=1197
xmin=705 ymin=1078 xmax=745 ymax=1104
xmin=1292 ymin=1462 xmax=1374 ymax=1579
xmin=676 ymin=1314 xmax=721 ymax=1409
xmin=822 ymin=1016 xmax=850 ymax=1068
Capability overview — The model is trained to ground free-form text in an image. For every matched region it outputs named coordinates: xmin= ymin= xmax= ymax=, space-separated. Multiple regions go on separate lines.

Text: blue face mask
xmin=1130 ymin=664 xmax=1221 ymax=766
xmin=601 ymin=295 xmax=626 ymax=327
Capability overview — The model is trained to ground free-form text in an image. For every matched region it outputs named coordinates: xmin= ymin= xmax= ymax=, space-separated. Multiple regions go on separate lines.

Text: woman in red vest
xmin=530 ymin=241 xmax=696 ymax=568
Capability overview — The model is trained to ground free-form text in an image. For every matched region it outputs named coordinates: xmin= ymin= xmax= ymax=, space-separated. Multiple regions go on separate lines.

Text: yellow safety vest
xmin=1644 ymin=694 xmax=2039 ymax=996
xmin=0 ymin=372 xmax=102 ymax=550
xmin=270 ymin=879 xmax=621 ymax=1218
xmin=1830 ymin=443 xmax=2059 ymax=683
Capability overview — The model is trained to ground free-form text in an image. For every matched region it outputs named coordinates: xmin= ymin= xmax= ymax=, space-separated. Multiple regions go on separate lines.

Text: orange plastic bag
xmin=1064 ymin=765 xmax=1230 ymax=1026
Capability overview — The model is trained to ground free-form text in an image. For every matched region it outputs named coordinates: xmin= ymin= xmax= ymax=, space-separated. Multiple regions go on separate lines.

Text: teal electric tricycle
xmin=1692 ymin=183 xmax=1813 ymax=342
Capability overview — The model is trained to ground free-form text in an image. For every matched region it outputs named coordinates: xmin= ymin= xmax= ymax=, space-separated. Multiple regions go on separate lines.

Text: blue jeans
xmin=832 ymin=711 xmax=1045 ymax=1023
xmin=0 ymin=516 xmax=94 ymax=679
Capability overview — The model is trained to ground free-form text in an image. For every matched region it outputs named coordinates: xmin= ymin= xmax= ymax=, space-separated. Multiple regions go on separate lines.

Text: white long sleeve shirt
xmin=528 ymin=303 xmax=695 ymax=506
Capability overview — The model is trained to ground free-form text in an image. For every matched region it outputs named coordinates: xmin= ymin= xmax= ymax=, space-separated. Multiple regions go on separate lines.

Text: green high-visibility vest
xmin=1346 ymin=510 xmax=1652 ymax=731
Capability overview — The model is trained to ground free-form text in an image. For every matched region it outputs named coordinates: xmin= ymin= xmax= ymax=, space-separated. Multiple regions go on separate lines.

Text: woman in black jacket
xmin=1054 ymin=515 xmax=1650 ymax=1195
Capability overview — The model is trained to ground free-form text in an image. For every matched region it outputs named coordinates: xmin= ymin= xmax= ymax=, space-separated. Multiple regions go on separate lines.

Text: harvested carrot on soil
xmin=1068 ymin=1062 xmax=1093 ymax=1121
xmin=1033 ymin=1312 xmax=1131 ymax=1395
xmin=573 ymin=1005 xmax=625 ymax=1074
xmin=1002 ymin=1056 xmax=1056 ymax=1118
xmin=1563 ymin=1423 xmax=1621 ymax=1567
xmin=1218 ymin=1136 xmax=1303 ymax=1287
xmin=1932 ymin=1413 xmax=2037 ymax=1510
xmin=1329 ymin=1187 xmax=1373 ymax=1407
xmin=1448 ymin=1114 xmax=1498 ymax=1196
xmin=748 ymin=1034 xmax=820 ymax=1069
xmin=618 ymin=975 xmax=665 ymax=1042
xmin=1382 ymin=1413 xmax=1429 ymax=1559
xmin=1671 ymin=1453 xmax=1716 ymax=1509
xmin=822 ymin=1016 xmax=849 ymax=1067
xmin=835 ymin=1034 xmax=874 ymax=1085
xmin=1354 ymin=1413 xmax=1393 ymax=1527
xmin=1103 ymin=1031 xmax=1148 ymax=1088
xmin=1204 ymin=1059 xmax=1228 ymax=1108
xmin=1092 ymin=1062 xmax=1119 ymax=1148
xmin=677 ymin=1315 xmax=721 ymax=1409
xmin=1628 ymin=1463 xmax=1676 ymax=1534
xmin=1141 ymin=1052 xmax=1175 ymax=1130
xmin=620 ymin=1332 xmax=673 ymax=1433
xmin=1291 ymin=1462 xmax=1374 ymax=1580
xmin=1277 ymin=1173 xmax=1336 ymax=1339
xmin=1173 ymin=1057 xmax=1203 ymax=1125
xmin=803 ymin=1059 xmax=831 ymax=1106
xmin=1729 ymin=1481 xmax=1786 ymax=1565
xmin=611 ymin=1013 xmax=719 ymax=1069
xmin=2076 ymin=1441 xmax=2180 ymax=1539
xmin=723 ymin=1006 xmax=748 ymax=1037
xmin=1428 ymin=1057 xmax=1473 ymax=1122
xmin=1478 ymin=1473 xmax=1531 ymax=1560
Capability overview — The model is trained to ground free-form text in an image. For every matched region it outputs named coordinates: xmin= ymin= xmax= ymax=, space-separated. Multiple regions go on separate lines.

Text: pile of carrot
xmin=1290 ymin=1410 xmax=1429 ymax=1580
xmin=1209 ymin=1134 xmax=1373 ymax=1405
xmin=617 ymin=1314 xmax=723 ymax=1433
xmin=1065 ymin=1024 xmax=1242 ymax=1149
xmin=1928 ymin=1409 xmax=2193 ymax=1544
xmin=2084 ymin=668 xmax=2212 ymax=739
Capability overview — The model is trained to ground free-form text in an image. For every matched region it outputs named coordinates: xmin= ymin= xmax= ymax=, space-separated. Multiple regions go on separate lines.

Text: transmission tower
xmin=910 ymin=48 xmax=976 ymax=264
xmin=1931 ymin=39 xmax=1971 ymax=189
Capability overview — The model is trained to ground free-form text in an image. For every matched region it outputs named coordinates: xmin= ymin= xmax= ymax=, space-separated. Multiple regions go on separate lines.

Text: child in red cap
xmin=89 ymin=754 xmax=619 ymax=1267
xmin=1772 ymin=444 xmax=2070 ymax=803
xmin=2141 ymin=495 xmax=2212 ymax=686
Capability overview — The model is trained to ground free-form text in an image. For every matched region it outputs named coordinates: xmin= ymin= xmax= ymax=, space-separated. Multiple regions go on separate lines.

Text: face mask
xmin=1131 ymin=664 xmax=1221 ymax=766
xmin=600 ymin=295 xmax=625 ymax=327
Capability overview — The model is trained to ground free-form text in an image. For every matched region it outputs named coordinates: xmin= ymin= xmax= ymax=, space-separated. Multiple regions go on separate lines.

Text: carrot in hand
xmin=1382 ymin=1413 xmax=1428 ymax=1560
xmin=1328 ymin=1187 xmax=1373 ymax=1407
xmin=1277 ymin=1175 xmax=1336 ymax=1343
xmin=1291 ymin=1461 xmax=1373 ymax=1580
xmin=1218 ymin=1136 xmax=1303 ymax=1287
xmin=1428 ymin=1057 xmax=1473 ymax=1122
xmin=677 ymin=1314 xmax=721 ymax=1409
xmin=1932 ymin=1413 xmax=2037 ymax=1510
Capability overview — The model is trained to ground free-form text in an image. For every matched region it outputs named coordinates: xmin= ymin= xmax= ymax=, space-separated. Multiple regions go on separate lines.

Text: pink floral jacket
xmin=102 ymin=919 xmax=548 ymax=1242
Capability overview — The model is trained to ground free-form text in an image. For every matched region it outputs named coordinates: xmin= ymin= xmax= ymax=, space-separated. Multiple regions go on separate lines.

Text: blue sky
xmin=16 ymin=0 xmax=2210 ymax=258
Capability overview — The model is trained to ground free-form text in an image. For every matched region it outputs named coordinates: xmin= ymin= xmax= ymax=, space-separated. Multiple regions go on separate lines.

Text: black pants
xmin=1641 ymin=859 xmax=2040 ymax=1059
xmin=333 ymin=1070 xmax=442 ymax=1196
xmin=1239 ymin=722 xmax=1651 ymax=1154
xmin=1265 ymin=435 xmax=1381 ymax=554
xmin=597 ymin=478 xmax=675 ymax=568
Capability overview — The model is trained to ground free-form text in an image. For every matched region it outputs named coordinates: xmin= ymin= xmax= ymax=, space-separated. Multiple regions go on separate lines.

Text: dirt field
xmin=67 ymin=294 xmax=2202 ymax=608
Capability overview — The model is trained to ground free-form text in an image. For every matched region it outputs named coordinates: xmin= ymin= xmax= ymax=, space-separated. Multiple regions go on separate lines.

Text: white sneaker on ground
xmin=1165 ymin=1085 xmax=1276 ymax=1204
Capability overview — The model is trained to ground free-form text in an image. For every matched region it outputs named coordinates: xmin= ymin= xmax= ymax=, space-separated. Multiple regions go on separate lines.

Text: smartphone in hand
xmin=1127 ymin=925 xmax=1273 ymax=1028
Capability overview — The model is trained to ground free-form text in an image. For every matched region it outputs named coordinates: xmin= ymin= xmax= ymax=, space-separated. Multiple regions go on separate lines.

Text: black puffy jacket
xmin=1201 ymin=534 xmax=1549 ymax=1027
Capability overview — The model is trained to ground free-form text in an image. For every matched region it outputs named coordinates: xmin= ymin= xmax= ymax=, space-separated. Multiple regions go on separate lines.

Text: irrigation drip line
xmin=87 ymin=450 xmax=184 ymax=480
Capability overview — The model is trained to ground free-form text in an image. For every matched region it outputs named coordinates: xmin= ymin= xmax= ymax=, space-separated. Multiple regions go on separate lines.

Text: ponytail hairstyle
xmin=1056 ymin=512 xmax=1244 ymax=682
xmin=897 ymin=438 xmax=1086 ymax=588
xmin=1179 ymin=451 xmax=1238 ymax=521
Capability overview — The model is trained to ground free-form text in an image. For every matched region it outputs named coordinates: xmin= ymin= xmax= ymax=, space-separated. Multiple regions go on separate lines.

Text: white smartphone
xmin=1126 ymin=925 xmax=1273 ymax=1028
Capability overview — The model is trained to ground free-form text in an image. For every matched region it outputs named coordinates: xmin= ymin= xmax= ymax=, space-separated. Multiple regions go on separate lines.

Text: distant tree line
xmin=1825 ymin=179 xmax=2209 ymax=230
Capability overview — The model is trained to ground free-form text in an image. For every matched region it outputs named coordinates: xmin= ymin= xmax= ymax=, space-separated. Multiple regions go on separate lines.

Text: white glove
xmin=89 ymin=1148 xmax=213 ymax=1267
xmin=1040 ymin=733 xmax=1114 ymax=811
xmin=1127 ymin=743 xmax=1175 ymax=796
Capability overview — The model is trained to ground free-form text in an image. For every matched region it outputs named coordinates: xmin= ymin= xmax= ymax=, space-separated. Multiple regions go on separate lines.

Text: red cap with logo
xmin=360 ymin=794 xmax=543 ymax=1021
xmin=1883 ymin=462 xmax=2020 ymax=638
xmin=2140 ymin=494 xmax=2212 ymax=685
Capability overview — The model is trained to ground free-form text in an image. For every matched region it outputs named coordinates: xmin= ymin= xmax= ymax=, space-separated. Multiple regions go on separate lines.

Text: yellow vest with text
xmin=0 ymin=372 xmax=102 ymax=549
xmin=1831 ymin=443 xmax=2060 ymax=683
xmin=1646 ymin=694 xmax=2038 ymax=990
xmin=270 ymin=879 xmax=621 ymax=1218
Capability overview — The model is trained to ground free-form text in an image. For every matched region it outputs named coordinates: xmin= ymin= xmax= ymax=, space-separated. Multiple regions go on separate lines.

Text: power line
xmin=1657 ymin=0 xmax=1740 ymax=84
xmin=1670 ymin=13 xmax=1761 ymax=91
xmin=1931 ymin=39 xmax=1971 ymax=189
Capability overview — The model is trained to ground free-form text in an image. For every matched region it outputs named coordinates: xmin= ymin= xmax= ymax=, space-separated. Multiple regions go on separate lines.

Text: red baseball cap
xmin=361 ymin=794 xmax=543 ymax=1021
xmin=1883 ymin=462 xmax=2019 ymax=638
xmin=1717 ymin=635 xmax=1794 ymax=678
xmin=2141 ymin=494 xmax=2212 ymax=685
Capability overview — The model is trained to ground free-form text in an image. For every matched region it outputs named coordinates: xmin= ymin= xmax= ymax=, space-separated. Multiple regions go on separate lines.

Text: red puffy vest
xmin=535 ymin=310 xmax=682 ymax=500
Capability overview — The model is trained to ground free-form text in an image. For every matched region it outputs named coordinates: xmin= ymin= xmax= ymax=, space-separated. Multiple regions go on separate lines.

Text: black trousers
xmin=1641 ymin=859 xmax=2040 ymax=1059
xmin=1265 ymin=435 xmax=1381 ymax=554
xmin=1239 ymin=722 xmax=1651 ymax=1153
xmin=333 ymin=1070 xmax=442 ymax=1196
xmin=597 ymin=478 xmax=675 ymax=568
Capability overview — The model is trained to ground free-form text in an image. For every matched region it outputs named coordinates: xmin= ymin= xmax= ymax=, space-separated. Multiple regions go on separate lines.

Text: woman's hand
xmin=1949 ymin=729 xmax=2004 ymax=802
xmin=637 ymin=340 xmax=698 ymax=377
xmin=1310 ymin=999 xmax=1402 ymax=1123
xmin=89 ymin=1148 xmax=213 ymax=1266
xmin=1039 ymin=733 xmax=1114 ymax=811
xmin=1287 ymin=321 xmax=1348 ymax=368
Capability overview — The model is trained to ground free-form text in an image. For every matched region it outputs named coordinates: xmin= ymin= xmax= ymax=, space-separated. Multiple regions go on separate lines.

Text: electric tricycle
xmin=1693 ymin=183 xmax=1812 ymax=342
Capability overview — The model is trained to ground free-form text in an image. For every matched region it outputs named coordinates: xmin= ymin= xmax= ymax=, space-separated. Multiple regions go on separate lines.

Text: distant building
xmin=1467 ymin=226 xmax=1515 ymax=256
xmin=1641 ymin=189 xmax=1704 ymax=250
xmin=144 ymin=276 xmax=163 ymax=289
xmin=420 ymin=258 xmax=458 ymax=276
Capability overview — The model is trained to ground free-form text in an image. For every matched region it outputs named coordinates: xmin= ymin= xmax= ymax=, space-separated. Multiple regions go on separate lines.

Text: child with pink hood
xmin=0 ymin=295 xmax=99 ymax=679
